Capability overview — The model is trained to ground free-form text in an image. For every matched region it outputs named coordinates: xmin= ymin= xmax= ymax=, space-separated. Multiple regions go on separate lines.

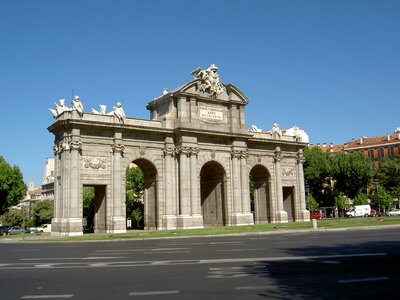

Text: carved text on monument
xmin=199 ymin=106 xmax=225 ymax=122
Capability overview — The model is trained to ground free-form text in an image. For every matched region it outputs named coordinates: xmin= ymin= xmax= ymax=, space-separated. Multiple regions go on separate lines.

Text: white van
xmin=346 ymin=205 xmax=371 ymax=217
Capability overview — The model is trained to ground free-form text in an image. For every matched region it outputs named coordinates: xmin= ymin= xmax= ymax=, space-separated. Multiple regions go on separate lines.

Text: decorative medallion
xmin=83 ymin=156 xmax=107 ymax=170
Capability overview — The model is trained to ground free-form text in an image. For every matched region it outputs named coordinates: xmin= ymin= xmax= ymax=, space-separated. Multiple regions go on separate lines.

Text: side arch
xmin=127 ymin=158 xmax=158 ymax=230
xmin=200 ymin=161 xmax=227 ymax=226
xmin=250 ymin=164 xmax=272 ymax=223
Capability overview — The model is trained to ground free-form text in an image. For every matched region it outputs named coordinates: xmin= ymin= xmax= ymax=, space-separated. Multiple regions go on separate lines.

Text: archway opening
xmin=250 ymin=165 xmax=271 ymax=224
xmin=200 ymin=161 xmax=226 ymax=226
xmin=82 ymin=185 xmax=106 ymax=233
xmin=127 ymin=159 xmax=158 ymax=230
xmin=283 ymin=186 xmax=295 ymax=221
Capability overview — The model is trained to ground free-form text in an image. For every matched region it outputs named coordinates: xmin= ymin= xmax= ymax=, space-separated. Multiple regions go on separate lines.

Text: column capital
xmin=112 ymin=143 xmax=125 ymax=154
xmin=163 ymin=147 xmax=176 ymax=157
xmin=231 ymin=150 xmax=247 ymax=159
xmin=274 ymin=147 xmax=283 ymax=162
xmin=69 ymin=140 xmax=82 ymax=152
xmin=177 ymin=146 xmax=191 ymax=157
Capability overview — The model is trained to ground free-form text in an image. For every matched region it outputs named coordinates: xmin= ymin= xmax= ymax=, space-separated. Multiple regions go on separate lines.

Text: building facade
xmin=313 ymin=128 xmax=400 ymax=168
xmin=48 ymin=65 xmax=309 ymax=236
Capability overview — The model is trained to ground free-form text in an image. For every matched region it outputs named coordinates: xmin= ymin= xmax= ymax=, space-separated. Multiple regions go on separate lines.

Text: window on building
xmin=379 ymin=147 xmax=385 ymax=157
xmin=369 ymin=148 xmax=374 ymax=158
xmin=389 ymin=146 xmax=395 ymax=156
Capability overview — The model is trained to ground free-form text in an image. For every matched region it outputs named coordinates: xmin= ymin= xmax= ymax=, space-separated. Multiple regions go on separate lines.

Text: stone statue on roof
xmin=49 ymin=99 xmax=71 ymax=118
xmin=191 ymin=64 xmax=224 ymax=97
xmin=112 ymin=102 xmax=126 ymax=123
xmin=71 ymin=95 xmax=84 ymax=117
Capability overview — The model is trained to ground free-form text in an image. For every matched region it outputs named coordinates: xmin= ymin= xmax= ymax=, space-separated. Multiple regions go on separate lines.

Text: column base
xmin=273 ymin=211 xmax=289 ymax=223
xmin=177 ymin=215 xmax=204 ymax=229
xmin=231 ymin=213 xmax=255 ymax=226
xmin=107 ymin=216 xmax=127 ymax=234
xmin=51 ymin=218 xmax=83 ymax=236
xmin=162 ymin=215 xmax=178 ymax=230
xmin=296 ymin=210 xmax=311 ymax=222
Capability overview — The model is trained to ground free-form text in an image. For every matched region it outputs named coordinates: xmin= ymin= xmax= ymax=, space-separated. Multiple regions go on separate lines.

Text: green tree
xmin=0 ymin=156 xmax=27 ymax=215
xmin=331 ymin=152 xmax=375 ymax=199
xmin=83 ymin=186 xmax=95 ymax=227
xmin=0 ymin=207 xmax=27 ymax=226
xmin=126 ymin=166 xmax=144 ymax=221
xmin=306 ymin=194 xmax=319 ymax=212
xmin=377 ymin=156 xmax=400 ymax=193
xmin=31 ymin=199 xmax=53 ymax=226
xmin=304 ymin=148 xmax=333 ymax=206
xmin=371 ymin=186 xmax=392 ymax=212
xmin=335 ymin=193 xmax=347 ymax=216
xmin=353 ymin=192 xmax=369 ymax=205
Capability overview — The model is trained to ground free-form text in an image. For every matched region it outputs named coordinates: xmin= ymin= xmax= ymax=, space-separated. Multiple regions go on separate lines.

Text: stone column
xmin=231 ymin=150 xmax=242 ymax=214
xmin=190 ymin=147 xmax=203 ymax=228
xmin=162 ymin=146 xmax=177 ymax=229
xmin=296 ymin=149 xmax=310 ymax=221
xmin=177 ymin=146 xmax=191 ymax=227
xmin=240 ymin=151 xmax=250 ymax=213
xmin=111 ymin=142 xmax=126 ymax=233
xmin=274 ymin=147 xmax=288 ymax=223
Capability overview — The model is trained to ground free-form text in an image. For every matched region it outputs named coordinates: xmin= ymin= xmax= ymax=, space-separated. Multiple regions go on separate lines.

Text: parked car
xmin=386 ymin=209 xmax=400 ymax=216
xmin=0 ymin=226 xmax=9 ymax=236
xmin=7 ymin=226 xmax=26 ymax=235
xmin=36 ymin=224 xmax=51 ymax=233
xmin=369 ymin=209 xmax=377 ymax=217
xmin=310 ymin=212 xmax=324 ymax=220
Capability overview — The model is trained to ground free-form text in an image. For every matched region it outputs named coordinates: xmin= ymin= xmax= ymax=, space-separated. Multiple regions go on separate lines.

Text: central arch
xmin=250 ymin=165 xmax=272 ymax=223
xmin=130 ymin=159 xmax=158 ymax=230
xmin=200 ymin=161 xmax=226 ymax=226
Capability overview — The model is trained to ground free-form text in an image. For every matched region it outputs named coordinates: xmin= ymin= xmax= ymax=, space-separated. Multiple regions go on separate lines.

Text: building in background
xmin=41 ymin=157 xmax=55 ymax=199
xmin=312 ymin=127 xmax=400 ymax=168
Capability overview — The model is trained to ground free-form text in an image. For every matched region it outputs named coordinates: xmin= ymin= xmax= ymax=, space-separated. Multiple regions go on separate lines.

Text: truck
xmin=346 ymin=205 xmax=371 ymax=217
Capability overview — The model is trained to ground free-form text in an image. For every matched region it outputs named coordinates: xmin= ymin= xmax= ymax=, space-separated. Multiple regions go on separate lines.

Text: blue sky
xmin=1 ymin=0 xmax=399 ymax=187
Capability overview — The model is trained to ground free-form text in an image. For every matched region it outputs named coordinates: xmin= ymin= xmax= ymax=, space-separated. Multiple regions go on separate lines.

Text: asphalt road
xmin=0 ymin=228 xmax=399 ymax=299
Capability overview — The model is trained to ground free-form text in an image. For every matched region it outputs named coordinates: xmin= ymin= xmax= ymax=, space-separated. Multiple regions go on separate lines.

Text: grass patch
xmin=2 ymin=216 xmax=400 ymax=242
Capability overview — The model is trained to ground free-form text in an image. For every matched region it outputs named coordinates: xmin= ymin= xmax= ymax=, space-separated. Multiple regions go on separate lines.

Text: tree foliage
xmin=353 ymin=192 xmax=369 ymax=205
xmin=303 ymin=148 xmax=333 ymax=206
xmin=31 ymin=199 xmax=53 ymax=226
xmin=377 ymin=156 xmax=400 ymax=195
xmin=331 ymin=152 xmax=375 ymax=199
xmin=371 ymin=186 xmax=392 ymax=212
xmin=335 ymin=193 xmax=347 ymax=215
xmin=0 ymin=156 xmax=27 ymax=215
xmin=306 ymin=194 xmax=318 ymax=212
xmin=126 ymin=166 xmax=144 ymax=224
xmin=0 ymin=207 xmax=27 ymax=226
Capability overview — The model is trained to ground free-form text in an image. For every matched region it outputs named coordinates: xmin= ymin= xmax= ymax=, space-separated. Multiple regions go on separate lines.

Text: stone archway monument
xmin=48 ymin=64 xmax=310 ymax=236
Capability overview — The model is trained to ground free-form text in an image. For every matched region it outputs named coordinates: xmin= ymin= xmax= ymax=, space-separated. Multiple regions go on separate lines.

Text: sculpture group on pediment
xmin=191 ymin=64 xmax=225 ymax=97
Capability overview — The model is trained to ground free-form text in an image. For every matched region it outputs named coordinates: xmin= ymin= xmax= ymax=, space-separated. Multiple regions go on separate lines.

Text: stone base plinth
xmin=296 ymin=210 xmax=310 ymax=222
xmin=51 ymin=218 xmax=83 ymax=237
xmin=162 ymin=215 xmax=178 ymax=230
xmin=273 ymin=211 xmax=288 ymax=223
xmin=177 ymin=214 xmax=204 ymax=229
xmin=231 ymin=213 xmax=255 ymax=226
xmin=108 ymin=216 xmax=127 ymax=234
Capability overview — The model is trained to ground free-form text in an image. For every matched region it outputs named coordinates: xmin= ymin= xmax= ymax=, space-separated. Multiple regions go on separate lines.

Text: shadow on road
xmin=241 ymin=240 xmax=400 ymax=299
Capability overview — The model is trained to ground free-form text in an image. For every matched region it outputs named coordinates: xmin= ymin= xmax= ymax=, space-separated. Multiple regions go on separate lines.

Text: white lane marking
xmin=129 ymin=290 xmax=179 ymax=296
xmin=1 ymin=252 xmax=387 ymax=270
xmin=20 ymin=295 xmax=73 ymax=299
xmin=144 ymin=251 xmax=190 ymax=254
xmin=339 ymin=277 xmax=389 ymax=283
xmin=209 ymin=241 xmax=244 ymax=245
xmin=82 ymin=257 xmax=126 ymax=260
xmin=150 ymin=248 xmax=191 ymax=251
xmin=215 ymin=248 xmax=265 ymax=252
xmin=199 ymin=252 xmax=387 ymax=264
xmin=13 ymin=249 xmax=40 ymax=252
xmin=236 ymin=286 xmax=267 ymax=290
